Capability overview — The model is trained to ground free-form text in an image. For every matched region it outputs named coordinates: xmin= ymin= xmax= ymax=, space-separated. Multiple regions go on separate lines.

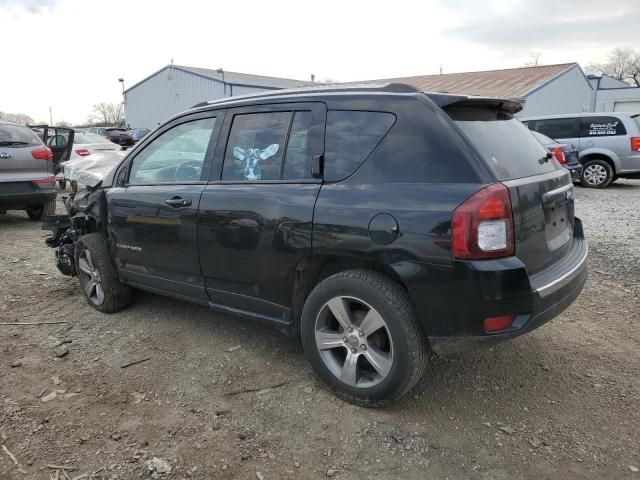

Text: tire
xmin=26 ymin=199 xmax=56 ymax=221
xmin=75 ymin=233 xmax=132 ymax=313
xmin=580 ymin=159 xmax=614 ymax=188
xmin=300 ymin=269 xmax=428 ymax=407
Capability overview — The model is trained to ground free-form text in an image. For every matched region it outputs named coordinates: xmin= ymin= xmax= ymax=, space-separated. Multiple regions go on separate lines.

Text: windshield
xmin=0 ymin=123 xmax=42 ymax=147
xmin=448 ymin=107 xmax=562 ymax=180
xmin=105 ymin=128 xmax=127 ymax=135
xmin=75 ymin=133 xmax=114 ymax=144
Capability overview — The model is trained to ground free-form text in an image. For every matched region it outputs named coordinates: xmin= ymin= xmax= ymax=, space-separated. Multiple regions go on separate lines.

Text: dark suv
xmin=44 ymin=84 xmax=588 ymax=406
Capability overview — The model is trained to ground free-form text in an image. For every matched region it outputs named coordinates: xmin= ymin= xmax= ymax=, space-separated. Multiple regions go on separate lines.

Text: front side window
xmin=129 ymin=117 xmax=216 ymax=184
xmin=222 ymin=110 xmax=315 ymax=182
xmin=533 ymin=118 xmax=579 ymax=139
xmin=580 ymin=116 xmax=627 ymax=137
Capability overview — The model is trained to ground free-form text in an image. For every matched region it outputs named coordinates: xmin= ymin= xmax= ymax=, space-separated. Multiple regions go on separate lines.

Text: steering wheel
xmin=174 ymin=160 xmax=202 ymax=181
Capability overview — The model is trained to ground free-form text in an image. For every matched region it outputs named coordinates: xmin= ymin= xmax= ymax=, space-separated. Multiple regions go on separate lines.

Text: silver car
xmin=522 ymin=112 xmax=640 ymax=188
xmin=0 ymin=121 xmax=60 ymax=219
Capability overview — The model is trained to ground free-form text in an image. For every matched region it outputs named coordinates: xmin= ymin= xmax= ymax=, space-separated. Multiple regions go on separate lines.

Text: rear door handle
xmin=164 ymin=197 xmax=192 ymax=207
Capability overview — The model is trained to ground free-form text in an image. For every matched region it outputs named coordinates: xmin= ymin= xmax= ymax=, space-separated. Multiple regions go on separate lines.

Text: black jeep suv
xmin=44 ymin=84 xmax=588 ymax=406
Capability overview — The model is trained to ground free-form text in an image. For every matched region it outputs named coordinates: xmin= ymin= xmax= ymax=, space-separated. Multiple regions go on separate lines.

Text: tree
xmin=589 ymin=47 xmax=640 ymax=87
xmin=524 ymin=52 xmax=543 ymax=67
xmin=55 ymin=120 xmax=71 ymax=127
xmin=0 ymin=111 xmax=35 ymax=125
xmin=89 ymin=102 xmax=124 ymax=126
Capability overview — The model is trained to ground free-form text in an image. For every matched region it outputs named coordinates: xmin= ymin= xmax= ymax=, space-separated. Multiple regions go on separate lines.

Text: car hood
xmin=63 ymin=150 xmax=126 ymax=187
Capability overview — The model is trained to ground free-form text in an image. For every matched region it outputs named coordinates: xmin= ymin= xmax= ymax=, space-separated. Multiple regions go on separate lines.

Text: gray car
xmin=522 ymin=112 xmax=640 ymax=188
xmin=0 ymin=121 xmax=59 ymax=220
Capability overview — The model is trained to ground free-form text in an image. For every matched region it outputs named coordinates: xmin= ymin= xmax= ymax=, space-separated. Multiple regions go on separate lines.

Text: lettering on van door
xmin=588 ymin=121 xmax=619 ymax=136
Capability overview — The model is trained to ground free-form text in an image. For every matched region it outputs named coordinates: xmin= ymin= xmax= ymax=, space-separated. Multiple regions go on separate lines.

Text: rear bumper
xmin=0 ymin=181 xmax=56 ymax=209
xmin=564 ymin=163 xmax=583 ymax=181
xmin=406 ymin=218 xmax=588 ymax=354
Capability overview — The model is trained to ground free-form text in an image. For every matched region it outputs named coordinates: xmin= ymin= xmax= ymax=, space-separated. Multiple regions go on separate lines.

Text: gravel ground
xmin=0 ymin=181 xmax=639 ymax=480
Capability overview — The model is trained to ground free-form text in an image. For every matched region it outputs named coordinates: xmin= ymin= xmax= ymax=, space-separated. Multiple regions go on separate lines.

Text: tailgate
xmin=447 ymin=105 xmax=573 ymax=274
xmin=504 ymin=169 xmax=574 ymax=273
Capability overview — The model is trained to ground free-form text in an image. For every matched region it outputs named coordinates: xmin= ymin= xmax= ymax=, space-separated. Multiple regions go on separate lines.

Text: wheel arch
xmin=578 ymin=149 xmax=619 ymax=173
xmin=290 ymin=254 xmax=414 ymax=336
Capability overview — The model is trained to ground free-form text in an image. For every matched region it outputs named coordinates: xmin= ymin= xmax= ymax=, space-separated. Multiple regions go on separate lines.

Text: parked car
xmin=530 ymin=130 xmax=582 ymax=181
xmin=43 ymin=84 xmax=588 ymax=406
xmin=67 ymin=132 xmax=121 ymax=160
xmin=87 ymin=127 xmax=134 ymax=149
xmin=129 ymin=128 xmax=151 ymax=143
xmin=0 ymin=121 xmax=63 ymax=220
xmin=522 ymin=112 xmax=640 ymax=188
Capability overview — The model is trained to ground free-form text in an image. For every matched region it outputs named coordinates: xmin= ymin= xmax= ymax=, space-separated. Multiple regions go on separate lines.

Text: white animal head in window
xmin=233 ymin=144 xmax=279 ymax=181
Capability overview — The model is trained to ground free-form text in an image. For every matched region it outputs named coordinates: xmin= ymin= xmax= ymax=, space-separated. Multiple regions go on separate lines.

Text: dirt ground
xmin=1 ymin=181 xmax=639 ymax=480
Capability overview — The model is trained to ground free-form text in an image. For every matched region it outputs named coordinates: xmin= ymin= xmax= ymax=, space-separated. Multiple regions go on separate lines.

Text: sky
xmin=1 ymin=0 xmax=638 ymax=124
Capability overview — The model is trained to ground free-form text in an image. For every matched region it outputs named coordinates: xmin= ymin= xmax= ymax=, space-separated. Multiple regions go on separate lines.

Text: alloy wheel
xmin=583 ymin=164 xmax=608 ymax=186
xmin=78 ymin=249 xmax=105 ymax=306
xmin=314 ymin=296 xmax=394 ymax=388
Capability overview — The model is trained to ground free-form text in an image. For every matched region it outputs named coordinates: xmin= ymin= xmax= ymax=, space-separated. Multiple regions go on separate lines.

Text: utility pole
xmin=49 ymin=106 xmax=53 ymax=126
xmin=217 ymin=68 xmax=226 ymax=96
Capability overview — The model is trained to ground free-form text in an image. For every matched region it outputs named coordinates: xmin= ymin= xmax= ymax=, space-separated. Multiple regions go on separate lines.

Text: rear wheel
xmin=580 ymin=159 xmax=614 ymax=188
xmin=75 ymin=233 xmax=132 ymax=313
xmin=300 ymin=270 xmax=428 ymax=407
xmin=25 ymin=199 xmax=56 ymax=221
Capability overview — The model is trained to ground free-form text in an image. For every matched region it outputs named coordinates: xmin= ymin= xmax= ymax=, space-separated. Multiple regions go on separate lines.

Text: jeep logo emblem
xmin=0 ymin=153 xmax=11 ymax=159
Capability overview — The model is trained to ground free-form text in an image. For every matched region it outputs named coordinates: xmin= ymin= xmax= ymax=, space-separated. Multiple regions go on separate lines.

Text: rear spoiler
xmin=424 ymin=92 xmax=523 ymax=114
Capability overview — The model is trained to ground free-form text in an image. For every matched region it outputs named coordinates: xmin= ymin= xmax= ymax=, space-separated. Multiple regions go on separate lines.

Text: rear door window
xmin=221 ymin=109 xmax=318 ymax=182
xmin=324 ymin=110 xmax=396 ymax=182
xmin=533 ymin=118 xmax=579 ymax=139
xmin=448 ymin=107 xmax=561 ymax=180
xmin=580 ymin=116 xmax=627 ymax=137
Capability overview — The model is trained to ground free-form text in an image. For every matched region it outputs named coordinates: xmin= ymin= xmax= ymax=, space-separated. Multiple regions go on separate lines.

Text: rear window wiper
xmin=0 ymin=141 xmax=30 ymax=146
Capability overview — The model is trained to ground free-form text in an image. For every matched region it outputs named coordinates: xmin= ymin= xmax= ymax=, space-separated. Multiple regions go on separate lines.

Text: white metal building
xmin=589 ymin=74 xmax=640 ymax=113
xmin=123 ymin=64 xmax=313 ymax=129
xmin=363 ymin=63 xmax=595 ymax=117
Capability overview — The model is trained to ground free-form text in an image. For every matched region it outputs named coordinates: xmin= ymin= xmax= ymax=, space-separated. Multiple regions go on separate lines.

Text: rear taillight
xmin=452 ymin=183 xmax=514 ymax=260
xmin=75 ymin=149 xmax=91 ymax=157
xmin=33 ymin=177 xmax=56 ymax=188
xmin=551 ymin=147 xmax=566 ymax=164
xmin=631 ymin=137 xmax=640 ymax=151
xmin=31 ymin=147 xmax=53 ymax=161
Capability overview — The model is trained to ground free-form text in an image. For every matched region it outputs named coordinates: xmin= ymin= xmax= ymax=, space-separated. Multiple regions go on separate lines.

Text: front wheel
xmin=300 ymin=270 xmax=428 ymax=407
xmin=580 ymin=159 xmax=614 ymax=188
xmin=75 ymin=233 xmax=132 ymax=313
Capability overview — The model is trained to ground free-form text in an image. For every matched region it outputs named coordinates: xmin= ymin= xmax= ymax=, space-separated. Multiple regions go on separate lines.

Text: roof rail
xmin=191 ymin=83 xmax=419 ymax=108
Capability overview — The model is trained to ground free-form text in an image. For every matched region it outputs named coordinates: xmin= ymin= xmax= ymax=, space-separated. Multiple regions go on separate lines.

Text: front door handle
xmin=164 ymin=197 xmax=192 ymax=207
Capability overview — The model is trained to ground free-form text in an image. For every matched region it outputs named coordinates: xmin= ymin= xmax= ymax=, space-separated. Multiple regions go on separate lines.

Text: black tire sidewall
xmin=301 ymin=272 xmax=419 ymax=404
xmin=580 ymin=159 xmax=613 ymax=188
xmin=25 ymin=204 xmax=44 ymax=220
xmin=75 ymin=233 xmax=131 ymax=313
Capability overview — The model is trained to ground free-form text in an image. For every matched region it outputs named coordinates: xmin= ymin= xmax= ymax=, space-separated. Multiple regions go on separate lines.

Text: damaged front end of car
xmin=42 ymin=188 xmax=110 ymax=276
xmin=41 ymin=151 xmax=124 ymax=276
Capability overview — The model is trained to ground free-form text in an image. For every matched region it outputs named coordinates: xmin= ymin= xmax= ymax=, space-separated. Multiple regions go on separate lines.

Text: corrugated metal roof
xmin=176 ymin=65 xmax=314 ymax=89
xmin=359 ymin=63 xmax=579 ymax=99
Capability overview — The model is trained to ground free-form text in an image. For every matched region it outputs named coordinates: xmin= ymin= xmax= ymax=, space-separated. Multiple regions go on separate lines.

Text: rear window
xmin=0 ymin=124 xmax=42 ymax=147
xmin=633 ymin=115 xmax=640 ymax=130
xmin=580 ymin=116 xmax=627 ymax=136
xmin=448 ymin=108 xmax=561 ymax=180
xmin=324 ymin=110 xmax=396 ymax=182
xmin=531 ymin=130 xmax=559 ymax=146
